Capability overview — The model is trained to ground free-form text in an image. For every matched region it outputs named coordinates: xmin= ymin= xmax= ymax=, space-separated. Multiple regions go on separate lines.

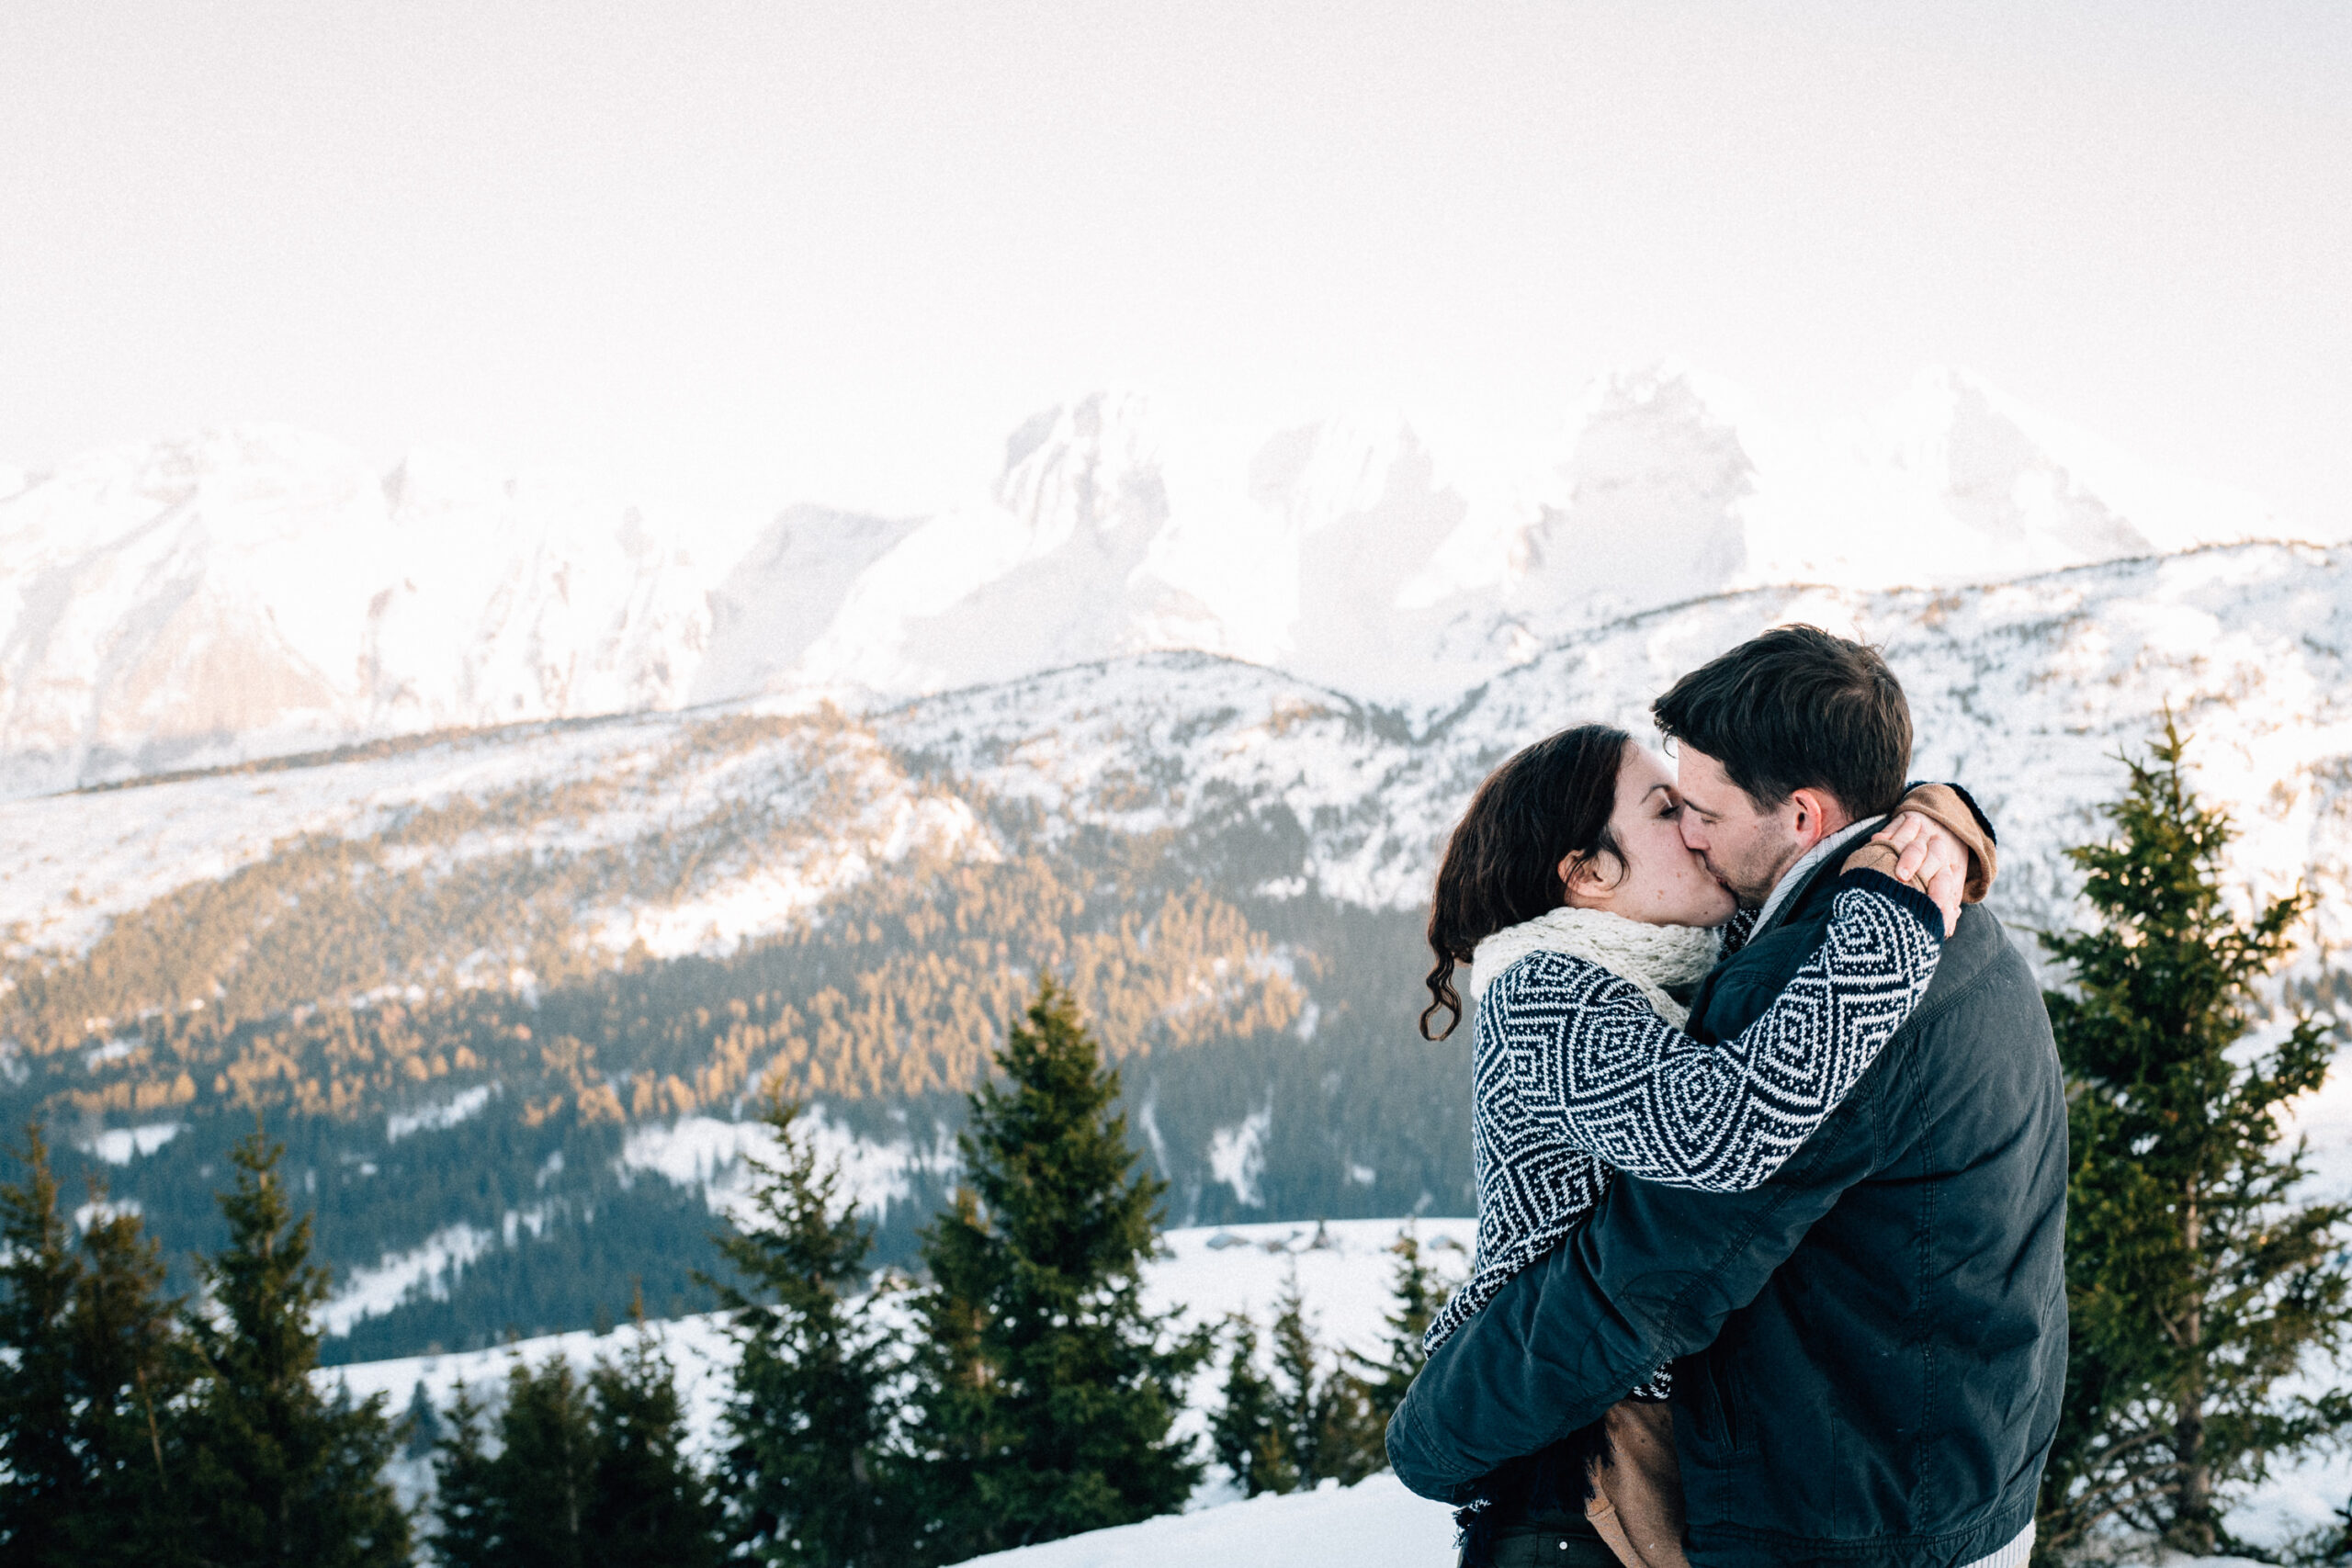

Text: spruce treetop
xmin=956 ymin=976 xmax=1166 ymax=1314
xmin=197 ymin=1129 xmax=334 ymax=1384
xmin=2045 ymin=716 xmax=2324 ymax=1119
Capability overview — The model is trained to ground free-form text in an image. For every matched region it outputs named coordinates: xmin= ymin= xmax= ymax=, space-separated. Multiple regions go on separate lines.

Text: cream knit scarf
xmin=1468 ymin=907 xmax=1723 ymax=1028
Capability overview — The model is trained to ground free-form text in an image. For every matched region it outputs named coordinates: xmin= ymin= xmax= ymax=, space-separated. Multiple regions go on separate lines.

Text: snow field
xmin=322 ymin=1219 xmax=1476 ymax=1534
xmin=952 ymin=1474 xmax=1456 ymax=1568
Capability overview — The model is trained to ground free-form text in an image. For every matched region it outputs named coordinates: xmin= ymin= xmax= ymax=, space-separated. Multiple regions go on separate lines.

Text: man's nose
xmin=1679 ymin=817 xmax=1705 ymax=850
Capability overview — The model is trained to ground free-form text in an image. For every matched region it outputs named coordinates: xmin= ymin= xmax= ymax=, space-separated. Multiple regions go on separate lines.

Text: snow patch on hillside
xmin=0 ymin=705 xmax=980 ymax=973
xmin=322 ymin=1224 xmax=497 ymax=1337
xmin=73 ymin=1197 xmax=141 ymax=1229
xmin=1207 ymin=1107 xmax=1272 ymax=1208
xmin=614 ymin=1106 xmax=961 ymax=1224
xmin=387 ymin=1084 xmax=497 ymax=1142
xmin=582 ymin=787 xmax=987 ymax=961
xmin=78 ymin=1122 xmax=181 ymax=1163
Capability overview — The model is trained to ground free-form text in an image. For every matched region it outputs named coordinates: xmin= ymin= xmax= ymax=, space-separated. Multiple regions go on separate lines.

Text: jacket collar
xmin=1751 ymin=815 xmax=1885 ymax=942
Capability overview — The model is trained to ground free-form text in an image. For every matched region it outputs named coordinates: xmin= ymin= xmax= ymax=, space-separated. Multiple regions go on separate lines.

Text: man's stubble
xmin=1708 ymin=831 xmax=1806 ymax=913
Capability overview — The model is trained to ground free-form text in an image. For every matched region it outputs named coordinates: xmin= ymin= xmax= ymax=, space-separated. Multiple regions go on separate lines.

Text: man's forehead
xmin=1671 ymin=746 xmax=1743 ymax=806
xmin=1671 ymin=744 xmax=1727 ymax=784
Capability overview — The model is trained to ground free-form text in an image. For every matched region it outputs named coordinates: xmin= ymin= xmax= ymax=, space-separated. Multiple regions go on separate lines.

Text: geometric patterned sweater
xmin=1422 ymin=869 xmax=1947 ymax=1384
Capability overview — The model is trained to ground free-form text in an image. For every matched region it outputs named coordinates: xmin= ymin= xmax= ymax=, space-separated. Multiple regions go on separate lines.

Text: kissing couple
xmin=1388 ymin=627 xmax=2067 ymax=1568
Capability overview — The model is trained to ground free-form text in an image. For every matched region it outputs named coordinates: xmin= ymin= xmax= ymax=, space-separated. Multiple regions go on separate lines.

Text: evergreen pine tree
xmin=706 ymin=1097 xmax=910 ymax=1568
xmin=0 ymin=1126 xmax=196 ymax=1568
xmin=586 ymin=1317 xmax=721 ymax=1568
xmin=433 ymin=1353 xmax=637 ymax=1568
xmin=403 ymin=1378 xmax=444 ymax=1461
xmin=0 ymin=1126 xmax=84 ymax=1563
xmin=2035 ymin=719 xmax=2352 ymax=1558
xmin=1266 ymin=1272 xmax=1322 ymax=1482
xmin=62 ymin=1184 xmax=196 ymax=1568
xmin=910 ymin=977 xmax=1213 ymax=1559
xmin=907 ymin=1189 xmax=1000 ymax=1558
xmin=181 ymin=1130 xmax=412 ymax=1568
xmin=1264 ymin=1267 xmax=1380 ymax=1489
xmin=1207 ymin=1314 xmax=1293 ymax=1498
xmin=492 ymin=1355 xmax=600 ymax=1568
xmin=1349 ymin=1228 xmax=1451 ymax=1441
xmin=430 ymin=1382 xmax=502 ymax=1568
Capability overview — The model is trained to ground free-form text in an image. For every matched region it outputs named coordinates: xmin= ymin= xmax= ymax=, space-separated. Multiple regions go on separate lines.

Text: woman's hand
xmin=1870 ymin=812 xmax=1966 ymax=935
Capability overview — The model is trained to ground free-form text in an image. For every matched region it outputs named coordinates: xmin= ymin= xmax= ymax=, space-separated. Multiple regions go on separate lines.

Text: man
xmin=1389 ymin=626 xmax=2067 ymax=1568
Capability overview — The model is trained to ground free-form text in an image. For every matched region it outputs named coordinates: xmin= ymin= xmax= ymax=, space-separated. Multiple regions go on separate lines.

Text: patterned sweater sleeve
xmin=1490 ymin=869 xmax=1945 ymax=1193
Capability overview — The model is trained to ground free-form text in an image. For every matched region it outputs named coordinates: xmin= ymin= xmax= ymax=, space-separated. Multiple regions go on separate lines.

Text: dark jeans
xmin=1455 ymin=1426 xmax=1611 ymax=1568
xmin=1468 ymin=1523 xmax=1618 ymax=1567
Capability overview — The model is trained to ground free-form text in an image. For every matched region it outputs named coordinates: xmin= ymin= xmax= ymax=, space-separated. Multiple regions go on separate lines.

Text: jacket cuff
xmin=1900 ymin=778 xmax=1997 ymax=846
xmin=1838 ymin=867 xmax=1945 ymax=946
xmin=1385 ymin=1395 xmax=1486 ymax=1504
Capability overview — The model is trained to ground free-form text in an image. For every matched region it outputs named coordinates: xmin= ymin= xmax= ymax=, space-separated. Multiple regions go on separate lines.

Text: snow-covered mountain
xmin=17 ymin=539 xmax=2351 ymax=968
xmin=0 ymin=367 xmax=2286 ymax=795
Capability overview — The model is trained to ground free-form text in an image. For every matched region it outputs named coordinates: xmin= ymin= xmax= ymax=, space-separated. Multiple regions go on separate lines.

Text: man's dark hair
xmin=1651 ymin=626 xmax=1911 ymax=818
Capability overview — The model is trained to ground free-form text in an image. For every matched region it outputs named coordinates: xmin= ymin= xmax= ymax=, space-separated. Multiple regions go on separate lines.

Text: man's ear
xmin=1784 ymin=786 xmax=1846 ymax=849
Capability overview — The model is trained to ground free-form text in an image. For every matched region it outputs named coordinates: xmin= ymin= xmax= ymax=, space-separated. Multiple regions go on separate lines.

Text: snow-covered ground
xmin=320 ymin=1213 xmax=2352 ymax=1560
xmin=954 ymin=1474 xmax=1456 ymax=1567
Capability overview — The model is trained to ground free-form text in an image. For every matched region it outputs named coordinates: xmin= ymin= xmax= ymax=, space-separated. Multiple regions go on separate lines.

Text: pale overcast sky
xmin=3 ymin=2 xmax=2346 ymax=525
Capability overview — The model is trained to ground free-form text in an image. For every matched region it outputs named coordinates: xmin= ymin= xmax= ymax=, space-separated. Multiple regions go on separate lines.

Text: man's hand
xmin=1871 ymin=812 xmax=1965 ymax=935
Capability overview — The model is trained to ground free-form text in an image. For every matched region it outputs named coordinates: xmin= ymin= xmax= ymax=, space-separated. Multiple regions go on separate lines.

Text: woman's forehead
xmin=1622 ymin=744 xmax=1674 ymax=790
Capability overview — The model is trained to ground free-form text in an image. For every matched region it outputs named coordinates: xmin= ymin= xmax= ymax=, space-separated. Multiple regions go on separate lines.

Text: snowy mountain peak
xmin=1510 ymin=367 xmax=1754 ymax=617
xmin=0 ymin=370 xmax=2314 ymax=793
xmin=994 ymin=390 xmax=1170 ymax=555
xmin=1893 ymin=367 xmax=2153 ymax=565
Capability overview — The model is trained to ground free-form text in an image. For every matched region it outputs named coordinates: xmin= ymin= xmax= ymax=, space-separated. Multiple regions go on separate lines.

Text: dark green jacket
xmin=1388 ymin=854 xmax=2069 ymax=1567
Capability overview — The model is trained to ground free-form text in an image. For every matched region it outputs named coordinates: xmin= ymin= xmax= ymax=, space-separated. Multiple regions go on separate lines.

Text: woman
xmin=1419 ymin=725 xmax=1991 ymax=1568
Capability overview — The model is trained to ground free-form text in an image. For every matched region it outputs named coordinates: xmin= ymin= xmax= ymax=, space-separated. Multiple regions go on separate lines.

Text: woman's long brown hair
xmin=1420 ymin=724 xmax=1633 ymax=1040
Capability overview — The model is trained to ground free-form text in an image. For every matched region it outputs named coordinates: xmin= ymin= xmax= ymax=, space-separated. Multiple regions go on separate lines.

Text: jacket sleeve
xmin=1385 ymin=1048 xmax=1892 ymax=1502
xmin=1496 ymin=870 xmax=1941 ymax=1193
